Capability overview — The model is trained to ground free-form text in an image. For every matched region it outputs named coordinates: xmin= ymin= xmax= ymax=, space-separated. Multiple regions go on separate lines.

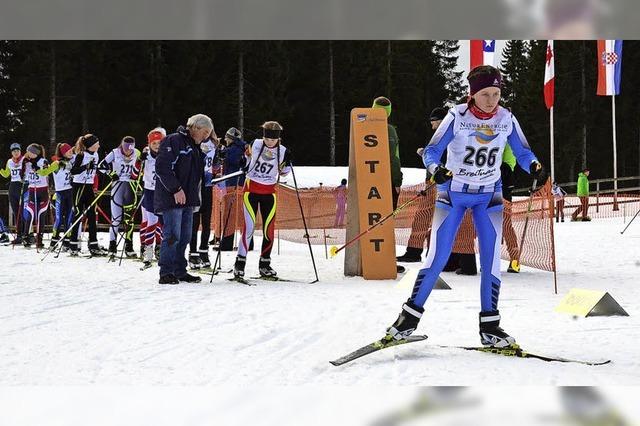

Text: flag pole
xmin=550 ymin=106 xmax=555 ymax=182
xmin=612 ymin=95 xmax=619 ymax=210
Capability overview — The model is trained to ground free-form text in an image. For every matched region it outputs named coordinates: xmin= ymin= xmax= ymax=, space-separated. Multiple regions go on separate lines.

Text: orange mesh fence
xmin=559 ymin=193 xmax=640 ymax=221
xmin=210 ymin=180 xmax=557 ymax=272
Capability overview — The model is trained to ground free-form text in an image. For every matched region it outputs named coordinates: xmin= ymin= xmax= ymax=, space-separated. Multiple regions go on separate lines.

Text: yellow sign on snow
xmin=555 ymin=288 xmax=629 ymax=317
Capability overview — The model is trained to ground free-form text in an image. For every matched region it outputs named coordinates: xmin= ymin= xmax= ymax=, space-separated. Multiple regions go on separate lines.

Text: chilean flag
xmin=597 ymin=40 xmax=623 ymax=96
xmin=543 ymin=40 xmax=554 ymax=109
xmin=470 ymin=40 xmax=495 ymax=70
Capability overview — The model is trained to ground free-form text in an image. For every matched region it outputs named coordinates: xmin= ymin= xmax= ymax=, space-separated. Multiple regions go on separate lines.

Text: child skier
xmin=1 ymin=143 xmax=26 ymax=243
xmin=384 ymin=65 xmax=544 ymax=348
xmin=69 ymin=134 xmax=106 ymax=256
xmin=48 ymin=143 xmax=75 ymax=249
xmin=233 ymin=121 xmax=291 ymax=280
xmin=188 ymin=135 xmax=218 ymax=269
xmin=21 ymin=144 xmax=50 ymax=248
xmin=98 ymin=136 xmax=140 ymax=257
xmin=139 ymin=127 xmax=165 ymax=267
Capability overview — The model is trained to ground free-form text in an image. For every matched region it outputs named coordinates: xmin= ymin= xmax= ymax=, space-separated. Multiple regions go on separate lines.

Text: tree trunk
xmin=81 ymin=51 xmax=89 ymax=133
xmin=581 ymin=41 xmax=587 ymax=170
xmin=386 ymin=41 xmax=392 ymax=97
xmin=155 ymin=41 xmax=163 ymax=126
xmin=149 ymin=42 xmax=155 ymax=124
xmin=238 ymin=46 xmax=244 ymax=135
xmin=329 ymin=41 xmax=336 ymax=166
xmin=49 ymin=43 xmax=56 ymax=155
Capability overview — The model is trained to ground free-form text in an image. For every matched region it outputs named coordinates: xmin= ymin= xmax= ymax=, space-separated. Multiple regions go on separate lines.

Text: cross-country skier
xmin=233 ymin=121 xmax=291 ymax=280
xmin=21 ymin=144 xmax=50 ymax=248
xmin=1 ymin=143 xmax=26 ymax=244
xmin=48 ymin=143 xmax=75 ymax=249
xmin=384 ymin=65 xmax=545 ymax=348
xmin=139 ymin=127 xmax=165 ymax=267
xmin=69 ymin=134 xmax=106 ymax=256
xmin=188 ymin=135 xmax=218 ymax=269
xmin=98 ymin=136 xmax=141 ymax=257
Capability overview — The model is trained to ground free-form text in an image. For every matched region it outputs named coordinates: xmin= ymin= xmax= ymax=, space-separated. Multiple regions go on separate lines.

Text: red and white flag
xmin=470 ymin=40 xmax=496 ymax=70
xmin=597 ymin=40 xmax=623 ymax=96
xmin=543 ymin=40 xmax=554 ymax=109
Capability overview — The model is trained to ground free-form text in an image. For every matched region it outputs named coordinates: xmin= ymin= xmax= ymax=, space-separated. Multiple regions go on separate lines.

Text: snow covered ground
xmin=1 ymin=217 xmax=639 ymax=389
xmin=279 ymin=165 xmax=428 ymax=188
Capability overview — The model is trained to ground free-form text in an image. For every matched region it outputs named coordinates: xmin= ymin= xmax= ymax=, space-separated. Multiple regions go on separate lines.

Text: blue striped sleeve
xmin=423 ymin=111 xmax=455 ymax=175
xmin=507 ymin=114 xmax=538 ymax=172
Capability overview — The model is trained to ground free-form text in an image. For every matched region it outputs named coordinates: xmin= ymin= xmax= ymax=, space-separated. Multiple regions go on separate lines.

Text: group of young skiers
xmin=2 ymin=63 xmax=552 ymax=349
xmin=0 ymin=120 xmax=294 ymax=280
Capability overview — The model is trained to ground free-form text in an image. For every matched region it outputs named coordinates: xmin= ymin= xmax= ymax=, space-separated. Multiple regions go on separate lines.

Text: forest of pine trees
xmin=1 ymin=40 xmax=639 ymax=185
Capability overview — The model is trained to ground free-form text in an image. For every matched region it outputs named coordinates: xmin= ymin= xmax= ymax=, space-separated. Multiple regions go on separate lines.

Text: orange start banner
xmin=344 ymin=108 xmax=396 ymax=279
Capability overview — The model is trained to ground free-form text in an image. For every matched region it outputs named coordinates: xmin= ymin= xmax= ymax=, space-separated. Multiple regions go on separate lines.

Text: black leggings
xmin=190 ymin=185 xmax=213 ymax=253
xmin=8 ymin=181 xmax=25 ymax=231
xmin=70 ymin=183 xmax=99 ymax=249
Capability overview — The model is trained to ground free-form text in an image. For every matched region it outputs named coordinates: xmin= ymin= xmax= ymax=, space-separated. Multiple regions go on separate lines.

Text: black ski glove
xmin=431 ymin=165 xmax=453 ymax=184
xmin=283 ymin=149 xmax=293 ymax=166
xmin=529 ymin=161 xmax=546 ymax=182
xmin=109 ymin=172 xmax=119 ymax=182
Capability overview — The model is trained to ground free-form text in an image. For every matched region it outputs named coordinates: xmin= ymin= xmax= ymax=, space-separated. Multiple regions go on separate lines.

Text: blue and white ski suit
xmin=410 ymin=104 xmax=538 ymax=312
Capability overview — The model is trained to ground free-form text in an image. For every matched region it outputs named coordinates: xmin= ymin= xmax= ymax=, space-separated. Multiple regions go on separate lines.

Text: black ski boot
xmin=0 ymin=233 xmax=10 ymax=245
xmin=479 ymin=310 xmax=516 ymax=348
xmin=35 ymin=233 xmax=44 ymax=249
xmin=259 ymin=257 xmax=277 ymax=278
xmin=108 ymin=240 xmax=118 ymax=256
xmin=396 ymin=247 xmax=423 ymax=263
xmin=89 ymin=243 xmax=108 ymax=257
xmin=234 ymin=255 xmax=246 ymax=278
xmin=124 ymin=239 xmax=136 ymax=258
xmin=23 ymin=234 xmax=34 ymax=248
xmin=159 ymin=274 xmax=179 ymax=285
xmin=199 ymin=250 xmax=211 ymax=268
xmin=189 ymin=252 xmax=202 ymax=269
xmin=385 ymin=300 xmax=424 ymax=340
xmin=178 ymin=272 xmax=202 ymax=283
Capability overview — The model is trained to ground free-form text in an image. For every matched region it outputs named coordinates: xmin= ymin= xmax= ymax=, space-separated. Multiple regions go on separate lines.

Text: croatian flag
xmin=597 ymin=40 xmax=623 ymax=96
xmin=470 ymin=40 xmax=495 ymax=70
xmin=543 ymin=40 xmax=554 ymax=109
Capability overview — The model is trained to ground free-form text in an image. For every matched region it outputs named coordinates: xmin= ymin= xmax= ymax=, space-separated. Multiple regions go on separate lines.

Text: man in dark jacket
xmin=155 ymin=114 xmax=214 ymax=284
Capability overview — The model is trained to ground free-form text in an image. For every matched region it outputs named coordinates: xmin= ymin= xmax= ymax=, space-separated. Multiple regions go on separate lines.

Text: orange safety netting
xmin=210 ymin=180 xmax=557 ymax=272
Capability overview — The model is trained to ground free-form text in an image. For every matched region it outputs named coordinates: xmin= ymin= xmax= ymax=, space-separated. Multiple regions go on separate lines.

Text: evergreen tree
xmin=0 ymin=41 xmax=28 ymax=147
xmin=499 ymin=40 xmax=531 ymax=111
xmin=432 ymin=40 xmax=466 ymax=104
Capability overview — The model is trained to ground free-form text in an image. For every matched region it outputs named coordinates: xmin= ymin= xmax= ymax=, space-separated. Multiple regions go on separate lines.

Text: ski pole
xmin=514 ymin=177 xmax=540 ymax=270
xmin=12 ymin=182 xmax=28 ymax=249
xmin=329 ymin=184 xmax=433 ymax=258
xmin=289 ymin=161 xmax=320 ymax=284
xmin=211 ymin=170 xmax=245 ymax=185
xmin=209 ymin=192 xmax=235 ymax=283
xmin=41 ymin=180 xmax=114 ymax=260
xmin=621 ymin=207 xmax=640 ymax=235
xmin=117 ymin=181 xmax=144 ymax=266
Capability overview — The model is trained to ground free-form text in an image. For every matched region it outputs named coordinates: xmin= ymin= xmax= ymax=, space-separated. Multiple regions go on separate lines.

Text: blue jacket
xmin=223 ymin=137 xmax=248 ymax=187
xmin=154 ymin=126 xmax=204 ymax=213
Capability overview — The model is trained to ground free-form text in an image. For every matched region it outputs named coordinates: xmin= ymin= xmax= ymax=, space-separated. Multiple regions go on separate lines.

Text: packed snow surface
xmin=1 ymin=216 xmax=638 ymax=387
